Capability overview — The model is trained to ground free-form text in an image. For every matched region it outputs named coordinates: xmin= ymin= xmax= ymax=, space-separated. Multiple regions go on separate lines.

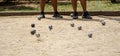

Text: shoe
xmin=53 ymin=12 xmax=63 ymax=18
xmin=82 ymin=11 xmax=92 ymax=19
xmin=38 ymin=12 xmax=45 ymax=20
xmin=71 ymin=12 xmax=78 ymax=19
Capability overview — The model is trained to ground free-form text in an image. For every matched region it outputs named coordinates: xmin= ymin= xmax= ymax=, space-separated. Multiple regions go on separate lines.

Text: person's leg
xmin=80 ymin=0 xmax=87 ymax=12
xmin=38 ymin=0 xmax=45 ymax=19
xmin=71 ymin=0 xmax=77 ymax=12
xmin=40 ymin=0 xmax=45 ymax=13
xmin=51 ymin=0 xmax=57 ymax=12
xmin=71 ymin=0 xmax=78 ymax=19
xmin=51 ymin=0 xmax=63 ymax=18
xmin=80 ymin=0 xmax=92 ymax=19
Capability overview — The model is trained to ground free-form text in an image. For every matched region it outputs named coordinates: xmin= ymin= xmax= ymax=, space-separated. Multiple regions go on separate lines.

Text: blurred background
xmin=0 ymin=0 xmax=120 ymax=12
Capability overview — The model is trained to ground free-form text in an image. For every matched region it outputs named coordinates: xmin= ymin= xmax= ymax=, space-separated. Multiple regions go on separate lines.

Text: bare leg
xmin=80 ymin=0 xmax=87 ymax=12
xmin=71 ymin=0 xmax=78 ymax=19
xmin=40 ymin=0 xmax=45 ymax=12
xmin=51 ymin=0 xmax=57 ymax=12
xmin=38 ymin=0 xmax=45 ymax=19
xmin=39 ymin=0 xmax=62 ymax=18
xmin=71 ymin=0 xmax=92 ymax=19
xmin=71 ymin=0 xmax=77 ymax=12
xmin=51 ymin=0 xmax=63 ymax=18
xmin=80 ymin=0 xmax=92 ymax=19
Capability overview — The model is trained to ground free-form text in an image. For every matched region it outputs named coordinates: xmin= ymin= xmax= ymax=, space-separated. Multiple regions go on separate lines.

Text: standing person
xmin=71 ymin=0 xmax=92 ymax=19
xmin=38 ymin=0 xmax=63 ymax=19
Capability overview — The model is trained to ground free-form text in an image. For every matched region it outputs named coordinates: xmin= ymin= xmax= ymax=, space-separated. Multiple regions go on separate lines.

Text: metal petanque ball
xmin=48 ymin=25 xmax=53 ymax=31
xmin=38 ymin=16 xmax=42 ymax=20
xmin=78 ymin=26 xmax=82 ymax=30
xmin=100 ymin=20 xmax=106 ymax=26
xmin=70 ymin=13 xmax=73 ymax=17
xmin=101 ymin=21 xmax=106 ymax=26
xmin=38 ymin=17 xmax=41 ymax=20
xmin=31 ymin=29 xmax=36 ymax=35
xmin=88 ymin=33 xmax=93 ymax=38
xmin=31 ymin=23 xmax=35 ymax=28
xmin=70 ymin=23 xmax=74 ymax=27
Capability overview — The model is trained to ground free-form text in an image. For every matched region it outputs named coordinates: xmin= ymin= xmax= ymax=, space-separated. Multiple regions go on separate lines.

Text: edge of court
xmin=0 ymin=11 xmax=120 ymax=16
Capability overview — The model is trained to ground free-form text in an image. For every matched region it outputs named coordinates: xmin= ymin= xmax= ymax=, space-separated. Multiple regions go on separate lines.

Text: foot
xmin=38 ymin=12 xmax=45 ymax=20
xmin=71 ymin=12 xmax=78 ymax=19
xmin=53 ymin=12 xmax=63 ymax=18
xmin=82 ymin=11 xmax=92 ymax=19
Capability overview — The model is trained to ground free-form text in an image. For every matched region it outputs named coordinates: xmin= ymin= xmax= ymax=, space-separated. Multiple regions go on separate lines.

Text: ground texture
xmin=0 ymin=15 xmax=120 ymax=56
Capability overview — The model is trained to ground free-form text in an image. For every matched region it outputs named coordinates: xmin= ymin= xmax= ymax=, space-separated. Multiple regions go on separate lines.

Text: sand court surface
xmin=0 ymin=15 xmax=120 ymax=56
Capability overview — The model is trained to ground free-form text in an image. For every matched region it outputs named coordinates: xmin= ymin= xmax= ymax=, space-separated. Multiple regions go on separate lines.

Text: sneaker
xmin=53 ymin=12 xmax=63 ymax=18
xmin=72 ymin=12 xmax=78 ymax=19
xmin=82 ymin=11 xmax=92 ymax=19
xmin=38 ymin=12 xmax=45 ymax=20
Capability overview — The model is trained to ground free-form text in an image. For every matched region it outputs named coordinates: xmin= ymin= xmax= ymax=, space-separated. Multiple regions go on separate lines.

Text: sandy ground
xmin=0 ymin=15 xmax=120 ymax=56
